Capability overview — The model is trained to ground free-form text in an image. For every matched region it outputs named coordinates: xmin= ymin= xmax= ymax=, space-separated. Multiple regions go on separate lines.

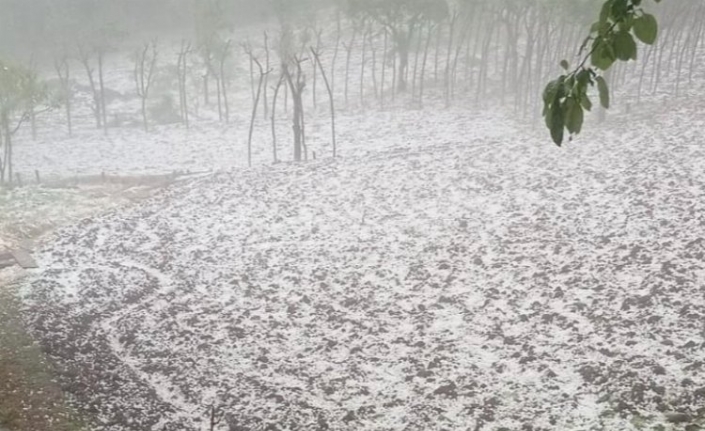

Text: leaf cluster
xmin=542 ymin=0 xmax=660 ymax=146
xmin=0 ymin=61 xmax=49 ymax=118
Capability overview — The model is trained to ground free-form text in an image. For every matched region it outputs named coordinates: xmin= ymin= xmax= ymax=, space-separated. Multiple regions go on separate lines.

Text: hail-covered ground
xmin=16 ymin=95 xmax=705 ymax=431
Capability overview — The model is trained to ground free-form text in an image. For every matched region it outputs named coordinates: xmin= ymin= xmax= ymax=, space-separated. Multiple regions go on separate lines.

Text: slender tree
xmin=311 ymin=47 xmax=337 ymax=158
xmin=54 ymin=54 xmax=73 ymax=136
xmin=133 ymin=41 xmax=159 ymax=132
xmin=271 ymin=73 xmax=285 ymax=163
xmin=177 ymin=40 xmax=192 ymax=128
xmin=246 ymin=55 xmax=269 ymax=168
xmin=282 ymin=57 xmax=307 ymax=162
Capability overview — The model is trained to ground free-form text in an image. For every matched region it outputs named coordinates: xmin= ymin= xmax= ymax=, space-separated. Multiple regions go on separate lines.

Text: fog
xmin=1 ymin=1 xmax=704 ymax=430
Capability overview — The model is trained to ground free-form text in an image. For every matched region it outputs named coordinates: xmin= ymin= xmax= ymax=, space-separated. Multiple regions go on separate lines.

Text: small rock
xmin=683 ymin=340 xmax=698 ymax=349
xmin=433 ymin=382 xmax=458 ymax=399
xmin=647 ymin=315 xmax=662 ymax=324
xmin=694 ymin=387 xmax=705 ymax=399
xmin=341 ymin=410 xmax=356 ymax=423
xmin=577 ymin=365 xmax=599 ymax=384
xmin=664 ymin=412 xmax=691 ymax=424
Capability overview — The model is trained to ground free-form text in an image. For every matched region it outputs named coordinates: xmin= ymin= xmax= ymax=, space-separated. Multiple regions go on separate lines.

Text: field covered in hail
xmin=15 ymin=96 xmax=705 ymax=431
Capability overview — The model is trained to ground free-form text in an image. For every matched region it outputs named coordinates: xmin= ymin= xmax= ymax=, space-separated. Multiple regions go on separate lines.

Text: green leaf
xmin=560 ymin=60 xmax=569 ymax=71
xmin=591 ymin=39 xmax=616 ymax=71
xmin=599 ymin=0 xmax=614 ymax=26
xmin=565 ymin=98 xmax=584 ymax=135
xmin=633 ymin=13 xmax=658 ymax=45
xmin=610 ymin=0 xmax=629 ymax=21
xmin=550 ymin=103 xmax=565 ymax=146
xmin=581 ymin=94 xmax=593 ymax=111
xmin=596 ymin=76 xmax=610 ymax=109
xmin=613 ymin=30 xmax=637 ymax=61
xmin=542 ymin=79 xmax=559 ymax=104
xmin=576 ymin=69 xmax=593 ymax=89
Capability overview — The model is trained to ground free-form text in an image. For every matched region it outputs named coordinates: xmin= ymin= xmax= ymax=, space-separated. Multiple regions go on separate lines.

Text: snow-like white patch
xmin=18 ymin=101 xmax=705 ymax=430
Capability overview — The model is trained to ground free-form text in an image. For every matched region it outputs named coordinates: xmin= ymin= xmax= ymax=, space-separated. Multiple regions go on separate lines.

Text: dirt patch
xmin=0 ymin=175 xmax=192 ymax=430
xmin=0 ymin=273 xmax=86 ymax=431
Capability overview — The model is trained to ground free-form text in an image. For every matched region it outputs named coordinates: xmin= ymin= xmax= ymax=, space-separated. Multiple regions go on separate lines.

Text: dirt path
xmin=0 ymin=269 xmax=87 ymax=431
xmin=0 ymin=176 xmax=186 ymax=431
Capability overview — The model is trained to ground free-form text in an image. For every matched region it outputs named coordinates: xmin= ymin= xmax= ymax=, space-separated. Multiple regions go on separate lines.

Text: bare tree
xmin=263 ymin=31 xmax=271 ymax=119
xmin=97 ymin=48 xmax=107 ymax=133
xmin=133 ymin=41 xmax=158 ymax=132
xmin=218 ymin=39 xmax=233 ymax=123
xmin=244 ymin=40 xmax=256 ymax=105
xmin=311 ymin=47 xmax=337 ymax=158
xmin=26 ymin=59 xmax=39 ymax=141
xmin=0 ymin=61 xmax=48 ymax=185
xmin=443 ymin=10 xmax=459 ymax=107
xmin=200 ymin=41 xmax=214 ymax=106
xmin=270 ymin=72 xmax=285 ymax=163
xmin=350 ymin=0 xmax=448 ymax=93
xmin=331 ymin=9 xmax=343 ymax=95
xmin=418 ymin=20 xmax=436 ymax=106
xmin=282 ymin=57 xmax=307 ymax=162
xmin=77 ymin=44 xmax=103 ymax=129
xmin=177 ymin=40 xmax=192 ymax=128
xmin=342 ymin=26 xmax=358 ymax=106
xmin=360 ymin=24 xmax=371 ymax=106
xmin=381 ymin=28 xmax=388 ymax=107
xmin=54 ymin=54 xmax=73 ymax=136
xmin=309 ymin=28 xmax=323 ymax=108
xmin=246 ymin=53 xmax=270 ymax=168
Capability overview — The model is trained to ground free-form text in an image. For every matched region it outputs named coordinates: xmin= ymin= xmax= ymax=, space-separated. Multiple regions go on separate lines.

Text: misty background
xmin=1 ymin=1 xmax=705 ymax=430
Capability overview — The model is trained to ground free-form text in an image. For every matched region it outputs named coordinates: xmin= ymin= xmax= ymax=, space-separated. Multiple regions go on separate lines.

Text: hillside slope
xmin=19 ymin=106 xmax=705 ymax=430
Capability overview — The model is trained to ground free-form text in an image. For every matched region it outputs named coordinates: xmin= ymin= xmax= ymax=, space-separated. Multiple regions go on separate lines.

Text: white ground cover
xmin=17 ymin=101 xmax=705 ymax=430
xmin=12 ymin=92 xmax=513 ymax=179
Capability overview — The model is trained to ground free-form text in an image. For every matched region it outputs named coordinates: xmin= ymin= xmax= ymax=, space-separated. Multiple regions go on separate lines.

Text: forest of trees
xmin=1 ymin=0 xmax=703 ymax=185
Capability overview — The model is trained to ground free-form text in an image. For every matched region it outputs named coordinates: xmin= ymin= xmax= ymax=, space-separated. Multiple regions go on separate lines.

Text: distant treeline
xmin=0 ymin=0 xmax=333 ymax=59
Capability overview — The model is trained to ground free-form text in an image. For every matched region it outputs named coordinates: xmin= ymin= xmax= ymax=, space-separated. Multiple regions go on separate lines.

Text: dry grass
xmin=0 ymin=279 xmax=86 ymax=431
xmin=0 ymin=179 xmax=178 ymax=431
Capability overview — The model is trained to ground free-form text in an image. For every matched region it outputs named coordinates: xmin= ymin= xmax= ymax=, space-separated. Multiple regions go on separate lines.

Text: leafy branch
xmin=543 ymin=0 xmax=661 ymax=146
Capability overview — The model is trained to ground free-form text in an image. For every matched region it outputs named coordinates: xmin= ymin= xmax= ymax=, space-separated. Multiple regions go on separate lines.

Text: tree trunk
xmin=396 ymin=31 xmax=410 ymax=92
xmin=476 ymin=17 xmax=494 ymax=104
xmin=177 ymin=42 xmax=191 ymax=129
xmin=344 ymin=29 xmax=357 ymax=106
xmin=331 ymin=13 xmax=342 ymax=94
xmin=370 ymin=35 xmax=379 ymax=99
xmin=79 ymin=48 xmax=102 ymax=129
xmin=381 ymin=29 xmax=388 ymax=108
xmin=220 ymin=41 xmax=232 ymax=123
xmin=411 ymin=23 xmax=423 ymax=102
xmin=434 ymin=21 xmax=443 ymax=85
xmin=444 ymin=12 xmax=458 ymax=107
xmin=283 ymin=62 xmax=306 ymax=162
xmin=391 ymin=47 xmax=397 ymax=102
xmin=2 ymin=115 xmax=12 ymax=186
xmin=360 ymin=28 xmax=369 ymax=107
xmin=311 ymin=48 xmax=337 ymax=158
xmin=263 ymin=31 xmax=270 ymax=119
xmin=247 ymin=59 xmax=266 ymax=168
xmin=271 ymin=73 xmax=285 ymax=163
xmin=98 ymin=51 xmax=108 ymax=134
xmin=419 ymin=22 xmax=434 ymax=106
